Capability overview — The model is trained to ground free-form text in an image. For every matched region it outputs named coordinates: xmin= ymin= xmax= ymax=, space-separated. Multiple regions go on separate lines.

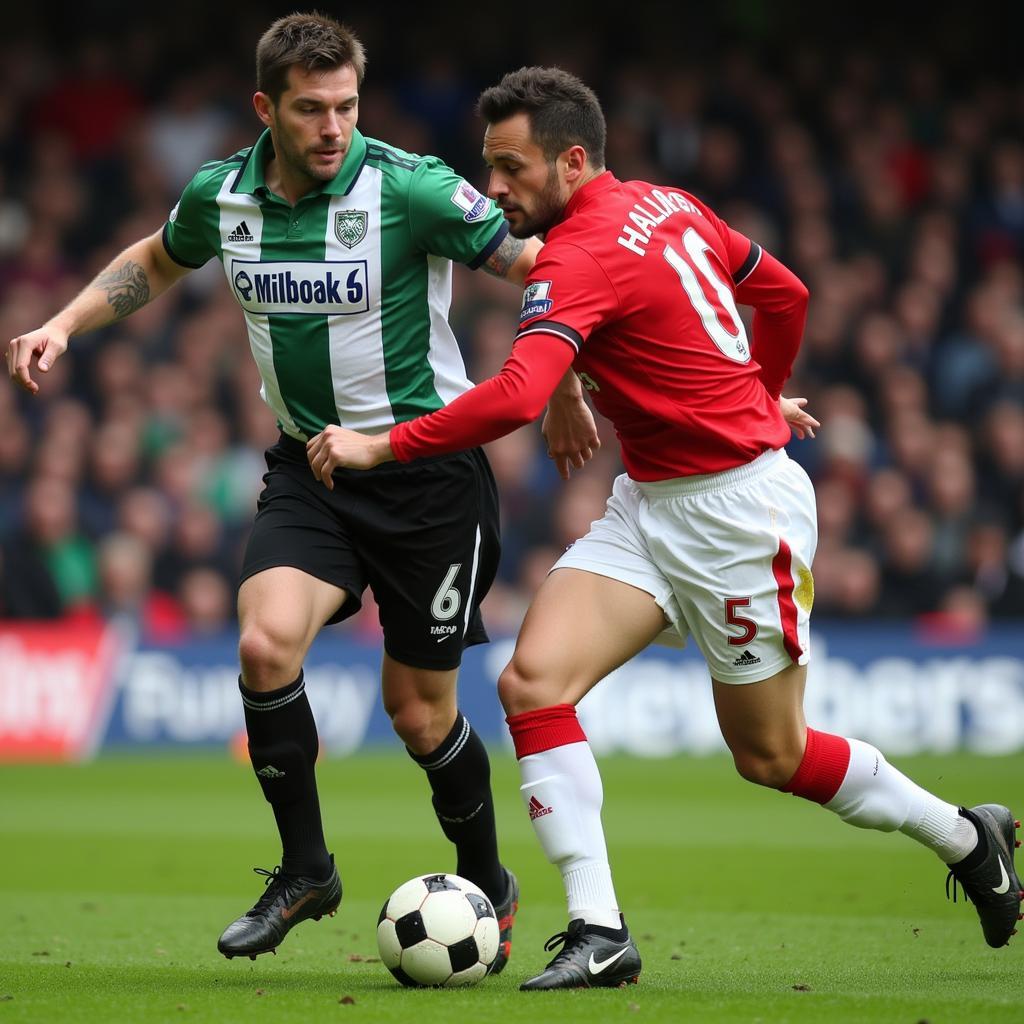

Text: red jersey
xmin=390 ymin=172 xmax=808 ymax=479
xmin=514 ymin=173 xmax=798 ymax=478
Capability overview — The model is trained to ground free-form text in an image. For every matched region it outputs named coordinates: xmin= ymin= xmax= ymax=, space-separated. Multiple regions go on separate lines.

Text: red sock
xmin=781 ymin=728 xmax=851 ymax=804
xmin=506 ymin=704 xmax=587 ymax=758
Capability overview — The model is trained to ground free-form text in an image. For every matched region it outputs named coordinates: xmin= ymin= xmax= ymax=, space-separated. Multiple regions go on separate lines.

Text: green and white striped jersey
xmin=162 ymin=128 xmax=508 ymax=440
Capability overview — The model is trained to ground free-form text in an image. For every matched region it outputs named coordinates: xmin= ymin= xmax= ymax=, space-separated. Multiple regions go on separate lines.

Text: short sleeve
xmin=162 ymin=174 xmax=218 ymax=269
xmin=407 ymin=158 xmax=508 ymax=268
xmin=513 ymin=243 xmax=619 ymax=353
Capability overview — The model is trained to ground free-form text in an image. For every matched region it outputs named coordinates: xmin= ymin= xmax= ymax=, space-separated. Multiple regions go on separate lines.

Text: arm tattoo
xmin=95 ymin=261 xmax=151 ymax=320
xmin=482 ymin=233 xmax=526 ymax=279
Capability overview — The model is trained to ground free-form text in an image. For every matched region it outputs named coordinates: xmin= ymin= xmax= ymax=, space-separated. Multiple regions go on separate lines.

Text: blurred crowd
xmin=0 ymin=6 xmax=1022 ymax=641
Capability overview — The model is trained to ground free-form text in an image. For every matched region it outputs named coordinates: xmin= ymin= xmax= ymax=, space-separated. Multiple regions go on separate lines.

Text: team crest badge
xmin=335 ymin=210 xmax=367 ymax=248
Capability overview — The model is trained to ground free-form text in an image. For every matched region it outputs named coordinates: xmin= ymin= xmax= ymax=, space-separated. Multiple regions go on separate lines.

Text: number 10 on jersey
xmin=663 ymin=228 xmax=750 ymax=363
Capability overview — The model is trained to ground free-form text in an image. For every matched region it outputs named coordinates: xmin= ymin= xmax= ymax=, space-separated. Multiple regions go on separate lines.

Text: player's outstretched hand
xmin=306 ymin=424 xmax=394 ymax=487
xmin=779 ymin=396 xmax=819 ymax=440
xmin=542 ymin=394 xmax=601 ymax=481
xmin=7 ymin=324 xmax=69 ymax=394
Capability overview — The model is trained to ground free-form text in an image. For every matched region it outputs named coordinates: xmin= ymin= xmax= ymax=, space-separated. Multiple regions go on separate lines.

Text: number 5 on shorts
xmin=725 ymin=597 xmax=758 ymax=646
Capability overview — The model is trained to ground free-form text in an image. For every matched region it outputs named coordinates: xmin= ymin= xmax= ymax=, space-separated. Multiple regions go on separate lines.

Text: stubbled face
xmin=257 ymin=64 xmax=359 ymax=187
xmin=483 ymin=113 xmax=568 ymax=238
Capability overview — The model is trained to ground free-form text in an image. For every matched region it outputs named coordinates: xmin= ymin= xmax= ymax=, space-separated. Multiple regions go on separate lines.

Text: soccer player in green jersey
xmin=7 ymin=14 xmax=561 ymax=970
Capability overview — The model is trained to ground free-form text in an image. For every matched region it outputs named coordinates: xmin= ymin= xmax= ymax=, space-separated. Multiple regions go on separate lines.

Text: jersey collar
xmin=563 ymin=170 xmax=618 ymax=220
xmin=232 ymin=128 xmax=369 ymax=197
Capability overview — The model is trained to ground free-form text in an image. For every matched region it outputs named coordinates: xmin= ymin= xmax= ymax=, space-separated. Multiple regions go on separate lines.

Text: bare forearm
xmin=51 ymin=232 xmax=187 ymax=338
xmin=482 ymin=234 xmax=542 ymax=287
xmin=550 ymin=367 xmax=583 ymax=400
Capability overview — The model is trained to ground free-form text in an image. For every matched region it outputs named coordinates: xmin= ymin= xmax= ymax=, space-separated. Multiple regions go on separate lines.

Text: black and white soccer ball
xmin=376 ymin=873 xmax=499 ymax=987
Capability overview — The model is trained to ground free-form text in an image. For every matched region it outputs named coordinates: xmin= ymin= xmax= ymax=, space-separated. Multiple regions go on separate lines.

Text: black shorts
xmin=241 ymin=434 xmax=501 ymax=670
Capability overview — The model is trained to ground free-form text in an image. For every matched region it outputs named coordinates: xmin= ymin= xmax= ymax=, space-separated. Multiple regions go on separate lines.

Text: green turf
xmin=2 ymin=750 xmax=1023 ymax=1023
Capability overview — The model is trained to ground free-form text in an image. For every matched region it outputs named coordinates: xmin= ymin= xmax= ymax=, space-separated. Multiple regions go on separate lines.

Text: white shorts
xmin=553 ymin=448 xmax=817 ymax=684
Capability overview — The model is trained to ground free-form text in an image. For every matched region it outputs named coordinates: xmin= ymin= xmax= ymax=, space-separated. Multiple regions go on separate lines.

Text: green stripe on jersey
xmin=260 ymin=201 xmax=338 ymax=437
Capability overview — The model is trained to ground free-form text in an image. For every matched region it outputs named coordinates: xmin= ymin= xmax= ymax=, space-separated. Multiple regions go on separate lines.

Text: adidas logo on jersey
xmin=528 ymin=795 xmax=552 ymax=820
xmin=256 ymin=765 xmax=286 ymax=779
xmin=732 ymin=649 xmax=762 ymax=667
xmin=228 ymin=220 xmax=254 ymax=242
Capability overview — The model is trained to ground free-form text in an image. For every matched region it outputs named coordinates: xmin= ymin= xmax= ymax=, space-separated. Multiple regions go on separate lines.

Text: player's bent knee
xmin=498 ymin=661 xmax=560 ymax=716
xmin=388 ymin=701 xmax=450 ymax=753
xmin=238 ymin=626 xmax=303 ymax=690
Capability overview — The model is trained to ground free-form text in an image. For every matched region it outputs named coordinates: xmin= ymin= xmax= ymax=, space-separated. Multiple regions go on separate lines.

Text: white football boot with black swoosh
xmin=520 ymin=917 xmax=641 ymax=990
xmin=946 ymin=804 xmax=1023 ymax=948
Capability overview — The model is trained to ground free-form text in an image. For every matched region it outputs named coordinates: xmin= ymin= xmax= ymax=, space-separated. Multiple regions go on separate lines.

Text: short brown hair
xmin=477 ymin=66 xmax=606 ymax=167
xmin=256 ymin=12 xmax=366 ymax=103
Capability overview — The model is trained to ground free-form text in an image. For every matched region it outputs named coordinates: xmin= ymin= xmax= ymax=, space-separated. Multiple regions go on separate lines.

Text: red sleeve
xmin=389 ymin=334 xmax=576 ymax=461
xmin=734 ymin=246 xmax=809 ymax=400
xmin=514 ymin=243 xmax=618 ymax=349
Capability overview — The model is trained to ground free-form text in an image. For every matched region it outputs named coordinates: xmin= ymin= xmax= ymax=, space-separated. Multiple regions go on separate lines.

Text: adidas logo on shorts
xmin=732 ymin=649 xmax=761 ymax=667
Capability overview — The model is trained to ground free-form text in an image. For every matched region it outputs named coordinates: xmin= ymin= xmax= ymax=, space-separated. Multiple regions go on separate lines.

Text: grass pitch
xmin=3 ymin=750 xmax=1023 ymax=1023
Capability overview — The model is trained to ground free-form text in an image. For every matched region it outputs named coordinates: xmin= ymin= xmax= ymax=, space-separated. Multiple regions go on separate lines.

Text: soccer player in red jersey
xmin=306 ymin=67 xmax=1022 ymax=989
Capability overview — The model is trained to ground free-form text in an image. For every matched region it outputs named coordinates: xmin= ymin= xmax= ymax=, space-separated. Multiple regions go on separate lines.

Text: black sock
xmin=240 ymin=671 xmax=331 ymax=878
xmin=409 ymin=712 xmax=505 ymax=902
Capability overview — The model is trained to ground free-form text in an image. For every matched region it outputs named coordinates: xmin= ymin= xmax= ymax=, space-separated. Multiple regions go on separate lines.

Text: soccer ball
xmin=376 ymin=873 xmax=499 ymax=987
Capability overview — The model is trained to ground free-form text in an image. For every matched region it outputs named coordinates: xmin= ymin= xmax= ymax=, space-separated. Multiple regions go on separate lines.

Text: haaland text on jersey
xmin=230 ymin=259 xmax=370 ymax=316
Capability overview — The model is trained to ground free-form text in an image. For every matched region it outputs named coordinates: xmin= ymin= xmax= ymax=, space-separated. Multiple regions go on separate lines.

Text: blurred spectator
xmin=76 ymin=532 xmax=185 ymax=643
xmin=878 ymin=507 xmax=945 ymax=617
xmin=962 ymin=519 xmax=1024 ymax=619
xmin=32 ymin=39 xmax=143 ymax=164
xmin=146 ymin=75 xmax=235 ymax=195
xmin=80 ymin=419 xmax=144 ymax=537
xmin=827 ymin=548 xmax=882 ymax=618
xmin=2 ymin=475 xmax=95 ymax=616
xmin=927 ymin=446 xmax=978 ymax=578
xmin=177 ymin=565 xmax=233 ymax=635
xmin=153 ymin=498 xmax=236 ymax=596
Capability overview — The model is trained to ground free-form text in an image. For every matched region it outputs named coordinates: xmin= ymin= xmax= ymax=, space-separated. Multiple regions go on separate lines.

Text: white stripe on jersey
xmin=214 ymin=175 xmax=301 ymax=439
xmin=424 ymin=252 xmax=473 ymax=403
xmin=325 ymin=171 xmax=390 ymax=432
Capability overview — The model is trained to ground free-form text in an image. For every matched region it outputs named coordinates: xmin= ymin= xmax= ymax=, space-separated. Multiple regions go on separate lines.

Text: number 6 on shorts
xmin=431 ymin=563 xmax=463 ymax=621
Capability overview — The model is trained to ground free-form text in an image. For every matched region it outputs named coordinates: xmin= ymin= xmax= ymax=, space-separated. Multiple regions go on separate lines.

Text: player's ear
xmin=253 ymin=91 xmax=274 ymax=128
xmin=562 ymin=145 xmax=588 ymax=183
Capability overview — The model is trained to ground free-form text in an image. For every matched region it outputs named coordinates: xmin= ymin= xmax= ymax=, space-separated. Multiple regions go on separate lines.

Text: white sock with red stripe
xmin=782 ymin=728 xmax=977 ymax=863
xmin=507 ymin=704 xmax=621 ymax=929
